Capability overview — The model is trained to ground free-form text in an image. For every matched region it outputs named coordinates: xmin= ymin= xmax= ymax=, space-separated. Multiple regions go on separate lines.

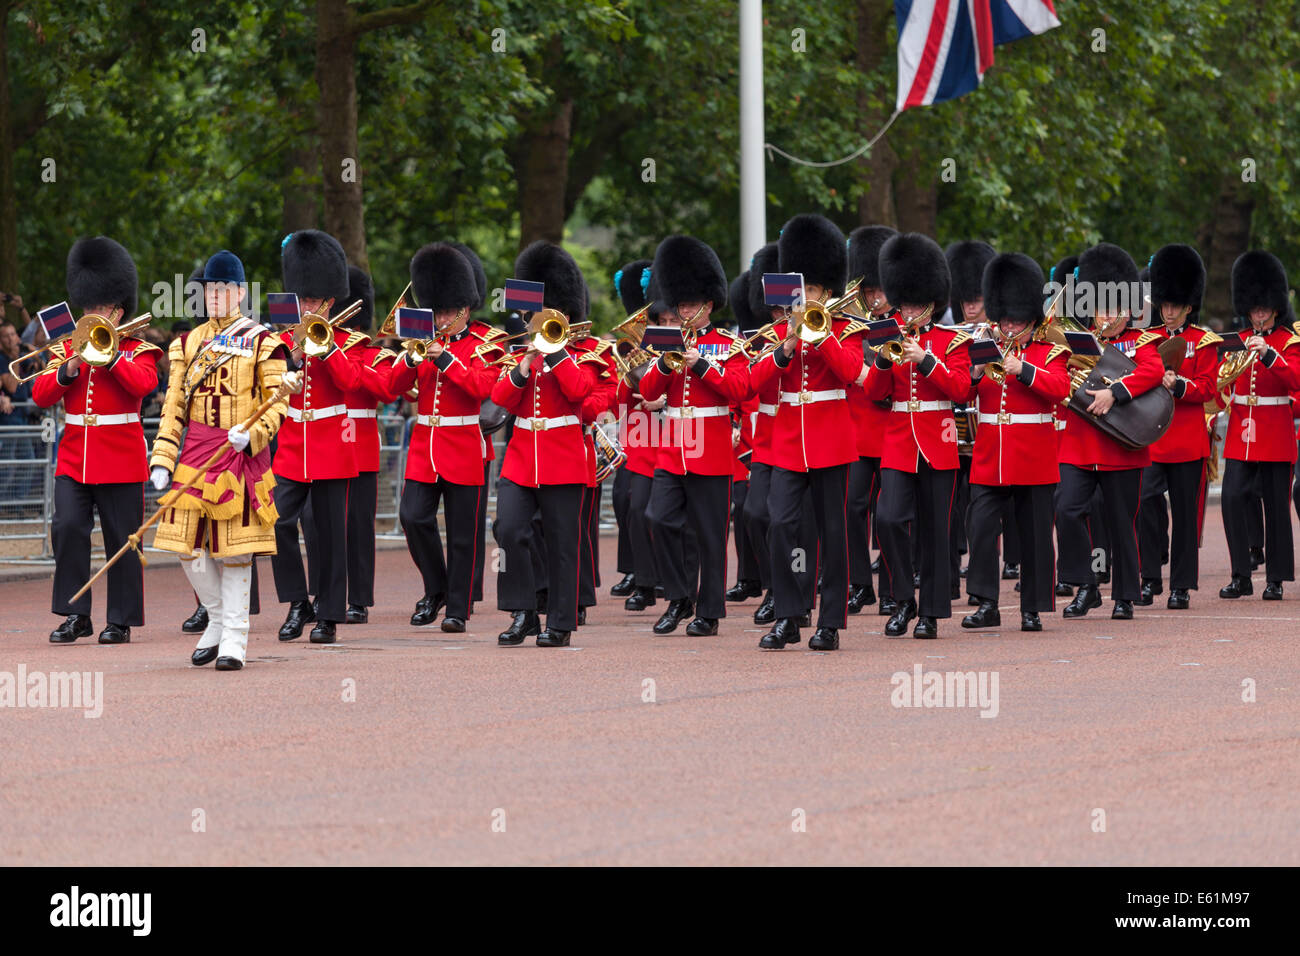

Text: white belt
xmin=663 ymin=405 xmax=730 ymax=419
xmin=1232 ymin=394 xmax=1290 ymax=406
xmin=287 ymin=404 xmax=347 ymax=422
xmin=977 ymin=412 xmax=1055 ymax=425
xmin=348 ymin=408 xmax=378 ymax=419
xmin=416 ymin=413 xmax=478 ymax=427
xmin=64 ymin=413 xmax=139 ymax=427
xmin=891 ymin=400 xmax=952 ymax=413
xmin=758 ymin=403 xmax=778 ymax=416
xmin=780 ymin=389 xmax=846 ymax=405
xmin=514 ymin=415 xmax=580 ymax=431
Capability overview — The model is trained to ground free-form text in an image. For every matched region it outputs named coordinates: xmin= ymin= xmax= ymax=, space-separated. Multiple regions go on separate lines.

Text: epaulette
xmin=127 ymin=339 xmax=162 ymax=356
xmin=372 ymin=347 xmax=397 ymax=366
xmin=1194 ymin=329 xmax=1222 ymax=350
xmin=473 ymin=339 xmax=506 ymax=361
xmin=838 ymin=320 xmax=868 ymax=341
xmin=1285 ymin=333 xmax=1300 ymax=351
xmin=1135 ymin=330 xmax=1163 ymax=348
xmin=714 ymin=327 xmax=738 ymax=340
xmin=1045 ymin=344 xmax=1071 ymax=365
xmin=338 ymin=329 xmax=370 ymax=352
xmin=470 ymin=322 xmax=504 ymax=342
xmin=945 ymin=329 xmax=971 ymax=354
xmin=576 ymin=350 xmax=608 ymax=366
xmin=588 ymin=338 xmax=613 ymax=356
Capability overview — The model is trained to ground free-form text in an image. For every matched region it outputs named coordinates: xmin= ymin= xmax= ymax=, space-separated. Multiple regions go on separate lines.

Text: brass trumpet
xmin=292 ymin=299 xmax=363 ymax=358
xmin=13 ymin=311 xmax=153 ymax=385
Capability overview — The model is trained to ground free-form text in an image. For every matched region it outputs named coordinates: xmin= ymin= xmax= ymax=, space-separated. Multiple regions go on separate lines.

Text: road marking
xmin=1052 ymin=659 xmax=1072 ymax=663
xmin=1094 ymin=635 xmax=1114 ymax=640
xmin=1180 ymin=662 xmax=1202 ymax=666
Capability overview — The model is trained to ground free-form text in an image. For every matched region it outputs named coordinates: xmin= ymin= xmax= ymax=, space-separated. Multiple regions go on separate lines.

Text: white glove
xmin=150 ymin=466 xmax=171 ymax=491
xmin=227 ymin=426 xmax=251 ymax=452
xmin=405 ymin=349 xmax=424 ymax=367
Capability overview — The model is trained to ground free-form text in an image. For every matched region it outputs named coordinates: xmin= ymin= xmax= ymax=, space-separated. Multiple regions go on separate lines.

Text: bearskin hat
xmin=1075 ymin=243 xmax=1139 ymax=322
xmin=747 ymin=242 xmax=780 ymax=321
xmin=615 ymin=258 xmax=653 ymax=315
xmin=411 ymin=242 xmax=478 ymax=313
xmin=66 ymin=236 xmax=138 ymax=316
xmin=651 ymin=235 xmax=728 ymax=312
xmin=1231 ymin=250 xmax=1290 ymax=321
xmin=983 ymin=253 xmax=1046 ymax=327
xmin=730 ymin=272 xmax=756 ymax=334
xmin=445 ymin=241 xmax=487 ymax=312
xmin=333 ymin=265 xmax=374 ymax=331
xmin=281 ymin=230 xmax=348 ymax=301
xmin=879 ymin=233 xmax=949 ymax=314
xmin=513 ymin=240 xmax=588 ymax=322
xmin=847 ymin=226 xmax=898 ymax=290
xmin=777 ymin=214 xmax=847 ymax=298
xmin=1149 ymin=244 xmax=1205 ymax=321
xmin=946 ymin=240 xmax=997 ymax=315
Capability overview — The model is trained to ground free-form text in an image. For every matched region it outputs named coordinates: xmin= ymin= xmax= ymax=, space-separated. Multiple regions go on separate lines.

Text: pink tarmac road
xmin=1 ymin=503 xmax=1297 ymax=866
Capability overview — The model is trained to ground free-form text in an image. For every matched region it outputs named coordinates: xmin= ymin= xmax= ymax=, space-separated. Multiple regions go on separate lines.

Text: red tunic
xmin=1058 ymin=329 xmax=1165 ymax=471
xmin=273 ymin=331 xmax=364 ymax=482
xmin=616 ymin=379 xmax=661 ymax=478
xmin=970 ymin=339 xmax=1071 ymax=486
xmin=748 ymin=318 xmax=865 ymax=472
xmin=490 ymin=347 xmax=595 ymax=487
xmin=32 ymin=338 xmax=160 ymax=484
xmin=1148 ymin=325 xmax=1221 ymax=464
xmin=863 ymin=323 xmax=973 ymax=473
xmin=638 ymin=327 xmax=751 ymax=476
xmin=575 ymin=338 xmax=619 ymax=487
xmin=1223 ymin=325 xmax=1300 ymax=463
xmin=344 ymin=340 xmax=402 ymax=474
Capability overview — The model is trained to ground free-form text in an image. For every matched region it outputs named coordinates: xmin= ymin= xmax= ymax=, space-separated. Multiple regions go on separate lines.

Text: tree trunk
xmin=515 ymin=97 xmax=573 ymax=249
xmin=315 ymin=0 xmax=368 ymax=270
xmin=281 ymin=142 xmax=320 ymax=235
xmin=892 ymin=156 xmax=938 ymax=236
xmin=1203 ymin=172 xmax=1254 ymax=328
xmin=854 ymin=0 xmax=897 ymax=227
xmin=0 ymin=5 xmax=19 ymax=325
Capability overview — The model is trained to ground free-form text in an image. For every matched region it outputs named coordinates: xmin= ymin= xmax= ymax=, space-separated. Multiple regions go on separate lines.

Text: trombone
xmin=483 ymin=310 xmax=591 ymax=366
xmin=291 ymin=300 xmax=363 ymax=358
xmin=13 ymin=311 xmax=153 ymax=385
xmin=878 ymin=304 xmax=935 ymax=364
xmin=378 ymin=282 xmax=413 ymax=336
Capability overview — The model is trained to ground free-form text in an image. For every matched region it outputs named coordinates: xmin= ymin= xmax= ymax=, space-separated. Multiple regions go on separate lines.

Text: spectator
xmin=3 ymin=292 xmax=37 ymax=346
xmin=0 ymin=319 xmax=40 ymax=501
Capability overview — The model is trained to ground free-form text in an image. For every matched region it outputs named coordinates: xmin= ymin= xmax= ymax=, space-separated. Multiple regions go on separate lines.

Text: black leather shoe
xmin=1002 ymin=563 xmax=1020 ymax=580
xmin=624 ymin=587 xmax=656 ymax=611
xmin=967 ymin=594 xmax=981 ymax=606
xmin=610 ymin=572 xmax=636 ymax=597
xmin=1136 ymin=581 xmax=1155 ymax=606
xmin=961 ymin=601 xmax=1000 ymax=629
xmin=959 ymin=565 xmax=968 ymax=578
xmin=1167 ymin=589 xmax=1190 ymax=609
xmin=98 ymin=623 xmax=130 ymax=644
xmin=885 ymin=600 xmax=917 ymax=636
xmin=191 ymin=645 xmax=219 ymax=666
xmin=796 ymin=613 xmax=812 ymax=627
xmin=1250 ymin=547 xmax=1265 ymax=570
xmin=49 ymin=614 xmax=93 ymax=644
xmin=215 ymin=656 xmax=244 ymax=671
xmin=685 ymin=616 xmax=718 ymax=636
xmin=655 ymin=586 xmax=666 ymax=598
xmin=1021 ymin=611 xmax=1042 ymax=632
xmin=846 ymin=583 xmax=876 ymax=614
xmin=1219 ymin=576 xmax=1253 ymax=598
xmin=913 ymin=572 xmax=921 ymax=589
xmin=577 ymin=607 xmax=588 ymax=626
xmin=346 ymin=604 xmax=368 ymax=624
xmin=1111 ymin=600 xmax=1133 ymax=620
xmin=871 ymin=556 xmax=881 ymax=573
xmin=1063 ymin=585 xmax=1102 ymax=618
xmin=440 ymin=617 xmax=466 ymax=633
xmin=1055 ymin=582 xmax=1075 ymax=597
xmin=726 ymin=579 xmax=762 ymax=602
xmin=808 ymin=627 xmax=839 ymax=651
xmin=758 ymin=617 xmax=801 ymax=649
xmin=498 ymin=611 xmax=540 ymax=646
xmin=1263 ymin=581 xmax=1283 ymax=601
xmin=309 ymin=620 xmax=337 ymax=643
xmin=536 ymin=628 xmax=570 ymax=647
xmin=278 ymin=600 xmax=316 ymax=641
xmin=913 ymin=616 xmax=937 ymax=639
xmin=653 ymin=599 xmax=694 ymax=634
xmin=878 ymin=596 xmax=898 ymax=617
xmin=410 ymin=594 xmax=446 ymax=626
xmin=753 ymin=591 xmax=776 ymax=625
xmin=182 ymin=605 xmax=208 ymax=634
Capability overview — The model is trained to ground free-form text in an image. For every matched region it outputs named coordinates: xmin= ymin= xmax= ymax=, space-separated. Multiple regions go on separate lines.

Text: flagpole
xmin=738 ymin=0 xmax=765 ymax=272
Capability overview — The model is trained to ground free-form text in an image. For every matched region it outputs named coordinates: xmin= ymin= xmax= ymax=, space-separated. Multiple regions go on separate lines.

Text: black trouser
xmin=732 ymin=478 xmax=760 ymax=583
xmin=473 ymin=459 xmax=490 ymax=603
xmin=1056 ymin=464 xmax=1142 ymax=601
xmin=1138 ymin=460 xmax=1205 ymax=590
xmin=950 ymin=457 xmax=971 ymax=585
xmin=304 ymin=470 xmax=377 ymax=607
xmin=769 ymin=464 xmax=849 ymax=627
xmin=578 ymin=483 xmax=602 ymax=607
xmin=744 ymin=461 xmax=815 ymax=604
xmin=51 ymin=476 xmax=144 ymax=626
xmin=625 ymin=471 xmax=658 ymax=587
xmin=613 ymin=465 xmax=634 ymax=575
xmin=847 ymin=456 xmax=879 ymax=588
xmin=646 ymin=469 xmax=731 ymax=619
xmin=273 ymin=475 xmax=349 ymax=622
xmin=1222 ymin=458 xmax=1294 ymax=582
xmin=1248 ymin=468 xmax=1265 ymax=553
xmin=496 ymin=478 xmax=582 ymax=631
xmin=1002 ymin=506 xmax=1021 ymax=565
xmin=401 ymin=477 xmax=484 ymax=620
xmin=967 ymin=482 xmax=1056 ymax=613
xmin=877 ymin=463 xmax=956 ymax=619
xmin=1057 ymin=483 xmax=1110 ymax=584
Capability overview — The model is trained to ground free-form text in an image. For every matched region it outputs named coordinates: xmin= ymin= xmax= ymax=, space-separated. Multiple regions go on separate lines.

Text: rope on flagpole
xmin=763 ymin=108 xmax=902 ymax=168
